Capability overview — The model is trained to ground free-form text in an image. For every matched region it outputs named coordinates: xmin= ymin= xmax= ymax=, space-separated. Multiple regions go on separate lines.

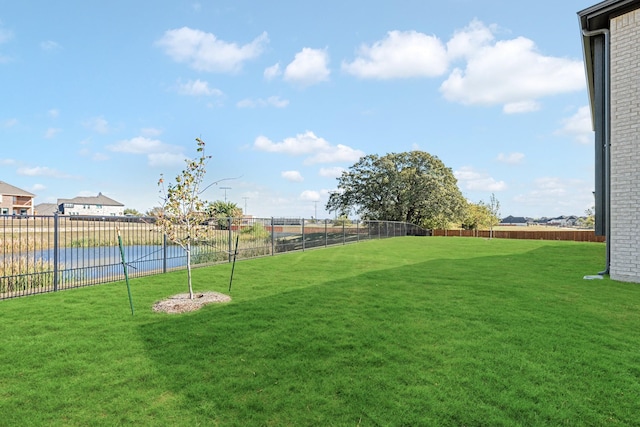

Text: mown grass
xmin=1 ymin=237 xmax=638 ymax=426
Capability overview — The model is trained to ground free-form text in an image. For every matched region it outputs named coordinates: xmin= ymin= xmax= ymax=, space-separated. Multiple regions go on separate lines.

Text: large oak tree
xmin=326 ymin=151 xmax=466 ymax=228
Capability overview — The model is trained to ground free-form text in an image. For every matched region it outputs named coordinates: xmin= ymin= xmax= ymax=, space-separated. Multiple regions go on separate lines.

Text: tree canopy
xmin=326 ymin=151 xmax=466 ymax=228
xmin=206 ymin=200 xmax=243 ymax=228
xmin=462 ymin=195 xmax=501 ymax=232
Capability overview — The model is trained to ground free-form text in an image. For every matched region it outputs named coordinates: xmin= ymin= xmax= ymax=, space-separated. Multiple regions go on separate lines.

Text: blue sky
xmin=1 ymin=0 xmax=597 ymax=219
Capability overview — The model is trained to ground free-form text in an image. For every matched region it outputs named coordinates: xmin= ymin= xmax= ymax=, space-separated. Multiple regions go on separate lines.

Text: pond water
xmin=33 ymin=244 xmax=215 ymax=280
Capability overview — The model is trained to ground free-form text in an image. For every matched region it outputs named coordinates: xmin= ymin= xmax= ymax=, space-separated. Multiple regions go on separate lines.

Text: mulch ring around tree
xmin=152 ymin=291 xmax=231 ymax=314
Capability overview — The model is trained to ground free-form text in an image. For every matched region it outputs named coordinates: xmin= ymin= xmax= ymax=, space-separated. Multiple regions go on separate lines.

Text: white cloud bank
xmin=254 ymin=131 xmax=364 ymax=165
xmin=343 ymin=19 xmax=585 ymax=113
xmin=107 ymin=136 xmax=185 ymax=167
xmin=156 ymin=27 xmax=268 ymax=73
xmin=455 ymin=166 xmax=507 ymax=192
xmin=281 ymin=170 xmax=304 ymax=182
xmin=557 ymin=105 xmax=594 ymax=144
xmin=342 ymin=30 xmax=448 ymax=79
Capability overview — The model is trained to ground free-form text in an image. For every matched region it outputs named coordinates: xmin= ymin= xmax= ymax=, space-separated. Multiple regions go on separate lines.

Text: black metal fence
xmin=0 ymin=214 xmax=429 ymax=300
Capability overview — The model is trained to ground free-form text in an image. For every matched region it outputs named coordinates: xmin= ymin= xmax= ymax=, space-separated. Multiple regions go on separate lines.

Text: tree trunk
xmin=186 ymin=242 xmax=194 ymax=299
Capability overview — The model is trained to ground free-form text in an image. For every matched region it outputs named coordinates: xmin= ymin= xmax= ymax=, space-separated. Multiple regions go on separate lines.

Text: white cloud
xmin=156 ymin=27 xmax=268 ymax=73
xmin=440 ymin=23 xmax=585 ymax=113
xmin=283 ymin=47 xmax=330 ymax=87
xmin=84 ymin=116 xmax=109 ymax=134
xmin=31 ymin=183 xmax=46 ymax=192
xmin=254 ymin=131 xmax=329 ymax=155
xmin=264 ymin=63 xmax=281 ymax=80
xmin=513 ymin=177 xmax=592 ymax=216
xmin=306 ymin=144 xmax=363 ymax=165
xmin=455 ymin=166 xmax=507 ymax=191
xmin=2 ymin=118 xmax=17 ymax=128
xmin=148 ymin=152 xmax=187 ymax=167
xmin=140 ymin=127 xmax=163 ymax=137
xmin=319 ymin=166 xmax=345 ymax=178
xmin=343 ymin=30 xmax=448 ymax=79
xmin=496 ymin=152 xmax=525 ymax=165
xmin=44 ymin=128 xmax=62 ymax=139
xmin=556 ymin=105 xmax=594 ymax=144
xmin=254 ymin=131 xmax=364 ymax=164
xmin=40 ymin=40 xmax=61 ymax=51
xmin=48 ymin=109 xmax=60 ymax=118
xmin=0 ymin=27 xmax=12 ymax=63
xmin=176 ymin=79 xmax=223 ymax=96
xmin=0 ymin=158 xmax=16 ymax=165
xmin=299 ymin=190 xmax=320 ymax=201
xmin=281 ymin=170 xmax=304 ymax=182
xmin=0 ymin=27 xmax=13 ymax=44
xmin=446 ymin=19 xmax=496 ymax=61
xmin=108 ymin=137 xmax=170 ymax=154
xmin=237 ymin=96 xmax=289 ymax=108
xmin=17 ymin=166 xmax=71 ymax=179
xmin=108 ymin=136 xmax=184 ymax=167
xmin=503 ymin=100 xmax=540 ymax=114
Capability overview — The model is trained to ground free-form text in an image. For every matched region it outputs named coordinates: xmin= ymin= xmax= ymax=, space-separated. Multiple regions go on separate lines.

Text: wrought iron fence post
xmin=163 ymin=233 xmax=167 ymax=274
xmin=343 ymin=220 xmax=346 ymax=245
xmin=228 ymin=217 xmax=232 ymax=262
xmin=271 ymin=217 xmax=275 ymax=256
xmin=357 ymin=220 xmax=359 ymax=242
xmin=53 ymin=212 xmax=59 ymax=292
xmin=324 ymin=219 xmax=328 ymax=247
xmin=302 ymin=219 xmax=305 ymax=251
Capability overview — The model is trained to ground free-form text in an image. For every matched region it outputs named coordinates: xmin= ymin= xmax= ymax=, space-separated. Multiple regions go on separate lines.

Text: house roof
xmin=35 ymin=203 xmax=58 ymax=215
xmin=578 ymin=0 xmax=640 ymax=125
xmin=579 ymin=0 xmax=640 ymax=31
xmin=0 ymin=180 xmax=35 ymax=197
xmin=500 ymin=215 xmax=527 ymax=224
xmin=58 ymin=192 xmax=124 ymax=207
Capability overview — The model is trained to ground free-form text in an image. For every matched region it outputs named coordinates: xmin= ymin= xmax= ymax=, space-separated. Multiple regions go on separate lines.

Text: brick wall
xmin=610 ymin=9 xmax=640 ymax=282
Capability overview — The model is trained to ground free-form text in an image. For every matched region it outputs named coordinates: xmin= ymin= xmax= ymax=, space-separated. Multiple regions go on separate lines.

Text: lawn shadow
xmin=136 ymin=242 xmax=640 ymax=425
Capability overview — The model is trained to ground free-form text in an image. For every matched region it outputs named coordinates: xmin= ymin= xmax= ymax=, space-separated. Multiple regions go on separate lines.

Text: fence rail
xmin=432 ymin=229 xmax=605 ymax=242
xmin=0 ymin=215 xmax=428 ymax=300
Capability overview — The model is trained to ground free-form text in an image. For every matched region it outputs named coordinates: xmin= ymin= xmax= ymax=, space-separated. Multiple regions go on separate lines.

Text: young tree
xmin=462 ymin=197 xmax=501 ymax=237
xmin=487 ymin=193 xmax=501 ymax=239
xmin=155 ymin=138 xmax=211 ymax=300
xmin=578 ymin=206 xmax=595 ymax=229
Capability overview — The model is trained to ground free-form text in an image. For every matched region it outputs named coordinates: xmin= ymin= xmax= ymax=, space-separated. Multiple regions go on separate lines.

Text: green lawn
xmin=1 ymin=237 xmax=639 ymax=426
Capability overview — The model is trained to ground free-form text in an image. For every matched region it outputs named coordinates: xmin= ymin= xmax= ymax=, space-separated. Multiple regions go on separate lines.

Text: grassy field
xmin=1 ymin=237 xmax=638 ymax=426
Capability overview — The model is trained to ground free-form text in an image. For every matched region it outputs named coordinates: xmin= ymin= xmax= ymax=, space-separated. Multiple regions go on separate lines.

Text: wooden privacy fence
xmin=432 ymin=229 xmax=605 ymax=243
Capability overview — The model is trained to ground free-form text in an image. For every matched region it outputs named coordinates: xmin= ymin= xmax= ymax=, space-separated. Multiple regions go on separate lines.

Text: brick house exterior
xmin=580 ymin=0 xmax=640 ymax=282
xmin=0 ymin=181 xmax=35 ymax=215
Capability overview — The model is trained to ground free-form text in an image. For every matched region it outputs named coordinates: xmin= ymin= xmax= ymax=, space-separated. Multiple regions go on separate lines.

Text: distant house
xmin=58 ymin=192 xmax=124 ymax=217
xmin=500 ymin=216 xmax=528 ymax=226
xmin=547 ymin=215 xmax=578 ymax=227
xmin=34 ymin=203 xmax=59 ymax=215
xmin=0 ymin=181 xmax=35 ymax=215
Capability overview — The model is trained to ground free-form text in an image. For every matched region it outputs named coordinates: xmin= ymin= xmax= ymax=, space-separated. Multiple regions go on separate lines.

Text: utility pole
xmin=242 ymin=197 xmax=249 ymax=214
xmin=313 ymin=201 xmax=318 ymax=220
xmin=220 ymin=186 xmax=231 ymax=202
